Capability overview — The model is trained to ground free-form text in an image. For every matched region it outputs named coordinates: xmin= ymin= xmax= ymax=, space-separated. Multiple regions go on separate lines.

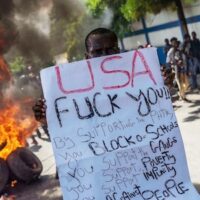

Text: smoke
xmin=0 ymin=0 xmax=16 ymax=54
xmin=0 ymin=0 xmax=53 ymax=69
xmin=49 ymin=0 xmax=85 ymax=58
xmin=49 ymin=0 xmax=112 ymax=61
xmin=0 ymin=0 xmax=14 ymax=18
xmin=16 ymin=23 xmax=51 ymax=66
xmin=0 ymin=0 xmax=112 ymax=123
xmin=14 ymin=0 xmax=51 ymax=17
xmin=1 ymin=0 xmax=112 ymax=66
xmin=51 ymin=0 xmax=83 ymax=19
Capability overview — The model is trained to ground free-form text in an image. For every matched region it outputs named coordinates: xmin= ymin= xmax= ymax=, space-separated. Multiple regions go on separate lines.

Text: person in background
xmin=167 ymin=38 xmax=189 ymax=101
xmin=191 ymin=31 xmax=200 ymax=60
xmin=164 ymin=38 xmax=171 ymax=56
xmin=187 ymin=50 xmax=200 ymax=91
xmin=166 ymin=37 xmax=178 ymax=63
xmin=160 ymin=65 xmax=175 ymax=89
xmin=182 ymin=34 xmax=192 ymax=57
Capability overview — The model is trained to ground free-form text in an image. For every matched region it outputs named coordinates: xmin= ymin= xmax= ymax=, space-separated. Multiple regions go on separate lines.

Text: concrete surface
xmin=173 ymin=92 xmax=200 ymax=193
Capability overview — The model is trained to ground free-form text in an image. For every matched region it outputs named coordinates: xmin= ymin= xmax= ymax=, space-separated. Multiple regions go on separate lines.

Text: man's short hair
xmin=170 ymin=37 xmax=177 ymax=43
xmin=192 ymin=31 xmax=196 ymax=36
xmin=164 ymin=38 xmax=169 ymax=42
xmin=85 ymin=28 xmax=117 ymax=51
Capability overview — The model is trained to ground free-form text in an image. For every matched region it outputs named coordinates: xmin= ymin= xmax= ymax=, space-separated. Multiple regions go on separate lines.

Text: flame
xmin=0 ymin=56 xmax=38 ymax=159
xmin=0 ymin=99 xmax=38 ymax=159
xmin=11 ymin=180 xmax=18 ymax=188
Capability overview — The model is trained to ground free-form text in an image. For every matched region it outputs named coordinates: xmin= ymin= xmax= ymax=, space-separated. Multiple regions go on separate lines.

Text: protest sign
xmin=40 ymin=48 xmax=200 ymax=200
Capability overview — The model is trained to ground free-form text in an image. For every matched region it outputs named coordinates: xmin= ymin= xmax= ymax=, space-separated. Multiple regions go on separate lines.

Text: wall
xmin=123 ymin=0 xmax=200 ymax=50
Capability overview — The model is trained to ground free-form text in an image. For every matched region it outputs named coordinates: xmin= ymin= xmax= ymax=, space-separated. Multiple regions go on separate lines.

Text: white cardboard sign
xmin=40 ymin=48 xmax=200 ymax=200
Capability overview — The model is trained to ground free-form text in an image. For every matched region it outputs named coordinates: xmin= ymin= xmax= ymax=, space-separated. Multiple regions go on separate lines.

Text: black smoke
xmin=0 ymin=0 xmax=53 ymax=68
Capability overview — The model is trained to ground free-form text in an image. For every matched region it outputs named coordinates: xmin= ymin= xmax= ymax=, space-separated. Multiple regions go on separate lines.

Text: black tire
xmin=7 ymin=147 xmax=43 ymax=183
xmin=0 ymin=158 xmax=9 ymax=194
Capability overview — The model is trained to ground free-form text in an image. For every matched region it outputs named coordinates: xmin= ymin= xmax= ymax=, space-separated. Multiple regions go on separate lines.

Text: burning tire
xmin=0 ymin=158 xmax=9 ymax=194
xmin=7 ymin=147 xmax=43 ymax=183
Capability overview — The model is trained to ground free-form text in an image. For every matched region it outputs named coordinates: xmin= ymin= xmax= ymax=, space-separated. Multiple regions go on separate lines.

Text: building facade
xmin=123 ymin=0 xmax=200 ymax=50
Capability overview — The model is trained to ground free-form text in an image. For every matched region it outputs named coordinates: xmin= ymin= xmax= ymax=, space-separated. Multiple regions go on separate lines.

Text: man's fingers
xmin=33 ymin=105 xmax=46 ymax=110
xmin=34 ymin=110 xmax=46 ymax=117
xmin=32 ymin=105 xmax=40 ymax=111
xmin=35 ymin=101 xmax=44 ymax=107
xmin=32 ymin=103 xmax=46 ymax=111
xmin=32 ymin=98 xmax=47 ymax=124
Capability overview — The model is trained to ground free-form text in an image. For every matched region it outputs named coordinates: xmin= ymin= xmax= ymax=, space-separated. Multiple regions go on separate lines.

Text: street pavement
xmin=173 ymin=91 xmax=200 ymax=190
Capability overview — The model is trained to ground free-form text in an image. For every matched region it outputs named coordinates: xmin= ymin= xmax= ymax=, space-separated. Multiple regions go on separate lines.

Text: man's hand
xmin=32 ymin=98 xmax=47 ymax=125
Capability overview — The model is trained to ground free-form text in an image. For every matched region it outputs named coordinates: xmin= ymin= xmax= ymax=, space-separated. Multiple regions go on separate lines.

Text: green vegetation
xmin=50 ymin=0 xmax=103 ymax=62
xmin=9 ymin=56 xmax=25 ymax=74
xmin=86 ymin=0 xmax=197 ymax=38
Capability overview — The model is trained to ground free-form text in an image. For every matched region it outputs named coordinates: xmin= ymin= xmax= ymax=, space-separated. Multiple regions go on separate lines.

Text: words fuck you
xmin=53 ymin=51 xmax=169 ymax=127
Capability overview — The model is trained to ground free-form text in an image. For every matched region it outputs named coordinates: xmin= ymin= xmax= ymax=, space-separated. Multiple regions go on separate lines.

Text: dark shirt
xmin=191 ymin=38 xmax=200 ymax=59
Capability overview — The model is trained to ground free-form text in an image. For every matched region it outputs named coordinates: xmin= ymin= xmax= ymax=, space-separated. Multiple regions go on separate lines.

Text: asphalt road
xmin=173 ymin=92 xmax=200 ymax=190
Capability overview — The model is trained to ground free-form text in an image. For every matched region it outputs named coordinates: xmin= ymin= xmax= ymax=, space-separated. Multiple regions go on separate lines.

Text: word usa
xmin=55 ymin=51 xmax=157 ymax=94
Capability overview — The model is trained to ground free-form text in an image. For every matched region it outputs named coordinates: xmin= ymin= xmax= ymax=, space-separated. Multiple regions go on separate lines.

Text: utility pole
xmin=174 ymin=0 xmax=189 ymax=37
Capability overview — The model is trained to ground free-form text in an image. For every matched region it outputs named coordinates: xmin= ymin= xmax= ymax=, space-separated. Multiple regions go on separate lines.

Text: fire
xmin=11 ymin=180 xmax=18 ymax=188
xmin=0 ymin=55 xmax=38 ymax=160
xmin=0 ymin=99 xmax=38 ymax=159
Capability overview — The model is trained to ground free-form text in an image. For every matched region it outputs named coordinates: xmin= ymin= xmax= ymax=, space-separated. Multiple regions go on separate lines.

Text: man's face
xmin=171 ymin=40 xmax=177 ymax=48
xmin=165 ymin=39 xmax=169 ymax=45
xmin=192 ymin=32 xmax=196 ymax=39
xmin=85 ymin=33 xmax=119 ymax=59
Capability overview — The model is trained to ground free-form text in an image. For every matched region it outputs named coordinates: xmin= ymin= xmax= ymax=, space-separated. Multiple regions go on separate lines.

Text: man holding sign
xmin=33 ymin=28 xmax=120 ymax=122
xmin=33 ymin=28 xmax=200 ymax=200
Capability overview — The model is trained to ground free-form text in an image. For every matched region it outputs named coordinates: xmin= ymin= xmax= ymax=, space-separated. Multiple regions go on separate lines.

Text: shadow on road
xmin=189 ymin=100 xmax=200 ymax=108
xmin=183 ymin=100 xmax=200 ymax=122
xmin=29 ymin=144 xmax=42 ymax=152
xmin=194 ymin=183 xmax=200 ymax=193
xmin=173 ymin=105 xmax=182 ymax=111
